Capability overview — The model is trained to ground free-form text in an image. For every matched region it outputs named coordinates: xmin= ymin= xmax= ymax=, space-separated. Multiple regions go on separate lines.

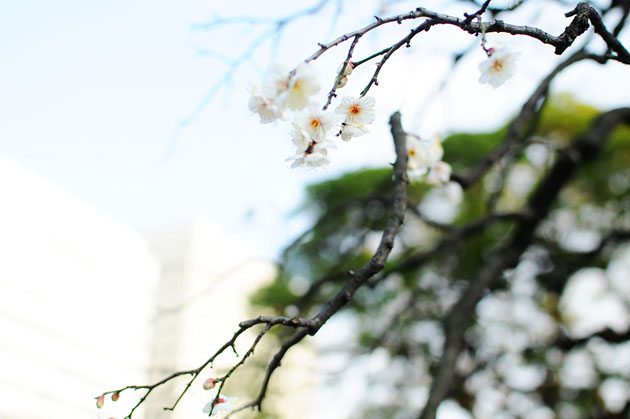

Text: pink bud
xmin=203 ymin=378 xmax=216 ymax=390
xmin=111 ymin=392 xmax=120 ymax=402
xmin=96 ymin=395 xmax=105 ymax=409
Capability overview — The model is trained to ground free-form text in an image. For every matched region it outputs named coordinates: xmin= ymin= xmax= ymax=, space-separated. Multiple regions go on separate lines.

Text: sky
xmin=1 ymin=0 xmax=628 ymax=259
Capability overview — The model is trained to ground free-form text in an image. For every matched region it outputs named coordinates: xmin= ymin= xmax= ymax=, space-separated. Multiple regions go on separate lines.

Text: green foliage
xmin=306 ymin=167 xmax=392 ymax=213
xmin=537 ymin=94 xmax=599 ymax=141
xmin=443 ymin=128 xmax=505 ymax=171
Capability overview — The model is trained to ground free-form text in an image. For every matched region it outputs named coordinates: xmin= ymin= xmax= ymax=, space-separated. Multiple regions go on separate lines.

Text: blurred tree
xmin=255 ymin=95 xmax=630 ymax=418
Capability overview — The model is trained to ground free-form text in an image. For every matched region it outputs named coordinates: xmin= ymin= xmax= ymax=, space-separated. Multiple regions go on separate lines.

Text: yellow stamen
xmin=492 ymin=59 xmax=504 ymax=71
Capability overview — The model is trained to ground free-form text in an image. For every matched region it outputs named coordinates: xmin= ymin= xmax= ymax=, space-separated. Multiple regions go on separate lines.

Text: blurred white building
xmin=0 ymin=153 xmax=159 ymax=419
xmin=0 ymin=153 xmax=312 ymax=419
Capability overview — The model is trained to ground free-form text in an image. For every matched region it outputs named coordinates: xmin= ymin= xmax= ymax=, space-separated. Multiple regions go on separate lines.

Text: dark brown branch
xmin=463 ymin=0 xmax=493 ymax=25
xmin=207 ymin=324 xmax=272 ymax=416
xmin=576 ymin=3 xmax=630 ymax=62
xmin=234 ymin=328 xmax=310 ymax=414
xmin=301 ymin=112 xmax=408 ymax=332
xmin=376 ymin=212 xmax=527 ymax=281
xmin=233 ymin=111 xmax=410 ymax=414
xmin=107 ymin=112 xmax=410 ymax=418
xmin=360 ymin=20 xmax=435 ymax=96
xmin=307 ymin=2 xmax=630 ymax=99
xmin=308 ymin=3 xmax=630 ymax=66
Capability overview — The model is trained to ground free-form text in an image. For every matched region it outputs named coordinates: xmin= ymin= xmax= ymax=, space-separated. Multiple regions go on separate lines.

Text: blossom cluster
xmin=248 ymin=48 xmax=518 ymax=175
xmin=248 ymin=62 xmax=375 ymax=168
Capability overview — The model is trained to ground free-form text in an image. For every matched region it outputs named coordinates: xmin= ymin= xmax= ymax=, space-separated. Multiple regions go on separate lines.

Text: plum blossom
xmin=406 ymin=135 xmax=443 ymax=171
xmin=335 ymin=96 xmax=375 ymax=141
xmin=340 ymin=123 xmax=369 ymax=141
xmin=406 ymin=135 xmax=451 ymax=185
xmin=262 ymin=63 xmax=291 ymax=99
xmin=288 ymin=145 xmax=332 ymax=168
xmin=276 ymin=64 xmax=320 ymax=110
xmin=202 ymin=394 xmax=238 ymax=418
xmin=426 ymin=161 xmax=452 ymax=185
xmin=336 ymin=96 xmax=375 ymax=126
xmin=249 ymin=63 xmax=321 ymax=122
xmin=288 ymin=125 xmax=335 ymax=168
xmin=478 ymin=47 xmax=520 ymax=88
xmin=248 ymin=89 xmax=283 ymax=123
xmin=295 ymin=105 xmax=336 ymax=142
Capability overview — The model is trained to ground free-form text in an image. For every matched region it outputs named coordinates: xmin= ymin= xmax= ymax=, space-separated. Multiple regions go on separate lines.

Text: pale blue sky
xmin=1 ymin=0 xmax=628 ymax=257
xmin=0 ymin=1 xmax=327 ymax=255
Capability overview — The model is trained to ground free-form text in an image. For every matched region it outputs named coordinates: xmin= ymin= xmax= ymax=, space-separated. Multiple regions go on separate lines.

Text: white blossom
xmin=248 ymin=93 xmax=283 ymax=124
xmin=406 ymin=135 xmax=443 ymax=172
xmin=335 ymin=96 xmax=375 ymax=141
xmin=294 ymin=105 xmax=336 ymax=142
xmin=262 ymin=63 xmax=291 ymax=99
xmin=291 ymin=123 xmax=312 ymax=154
xmin=335 ymin=96 xmax=375 ymax=127
xmin=287 ymin=140 xmax=335 ymax=168
xmin=340 ymin=123 xmax=369 ymax=141
xmin=202 ymin=394 xmax=238 ymax=419
xmin=406 ymin=135 xmax=450 ymax=185
xmin=247 ymin=81 xmax=284 ymax=123
xmin=276 ymin=63 xmax=321 ymax=110
xmin=478 ymin=47 xmax=520 ymax=88
xmin=426 ymin=160 xmax=452 ymax=185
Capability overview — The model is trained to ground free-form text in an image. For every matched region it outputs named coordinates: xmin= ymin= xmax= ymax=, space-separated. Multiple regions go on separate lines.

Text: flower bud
xmin=335 ymin=76 xmax=348 ymax=89
xmin=111 ymin=392 xmax=120 ymax=402
xmin=337 ymin=62 xmax=354 ymax=76
xmin=96 ymin=395 xmax=105 ymax=409
xmin=203 ymin=378 xmax=217 ymax=390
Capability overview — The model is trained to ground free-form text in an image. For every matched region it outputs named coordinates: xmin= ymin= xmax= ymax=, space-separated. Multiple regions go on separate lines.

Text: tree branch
xmin=420 ymin=107 xmax=630 ymax=419
xmin=102 ymin=111 xmax=410 ymax=417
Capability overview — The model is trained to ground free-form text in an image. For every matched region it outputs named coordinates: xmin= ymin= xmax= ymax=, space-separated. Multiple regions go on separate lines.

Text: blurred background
xmin=1 ymin=0 xmax=629 ymax=418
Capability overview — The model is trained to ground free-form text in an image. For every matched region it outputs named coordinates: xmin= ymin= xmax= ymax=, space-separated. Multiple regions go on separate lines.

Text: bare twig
xmin=310 ymin=3 xmax=628 ymax=100
xmin=103 ymin=111 xmax=410 ymax=417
